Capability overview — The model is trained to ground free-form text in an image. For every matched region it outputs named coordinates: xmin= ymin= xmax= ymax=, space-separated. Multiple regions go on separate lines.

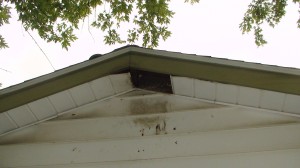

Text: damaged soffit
xmin=1 ymin=45 xmax=300 ymax=114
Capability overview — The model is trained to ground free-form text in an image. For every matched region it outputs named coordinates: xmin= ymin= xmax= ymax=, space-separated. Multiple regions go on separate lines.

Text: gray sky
xmin=1 ymin=0 xmax=300 ymax=89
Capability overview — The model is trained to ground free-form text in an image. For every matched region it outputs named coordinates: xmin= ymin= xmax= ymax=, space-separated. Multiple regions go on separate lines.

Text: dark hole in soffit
xmin=88 ymin=53 xmax=172 ymax=93
xmin=130 ymin=69 xmax=173 ymax=94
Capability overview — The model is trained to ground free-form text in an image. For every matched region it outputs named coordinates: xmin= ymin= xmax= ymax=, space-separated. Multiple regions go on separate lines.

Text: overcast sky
xmin=1 ymin=0 xmax=300 ymax=89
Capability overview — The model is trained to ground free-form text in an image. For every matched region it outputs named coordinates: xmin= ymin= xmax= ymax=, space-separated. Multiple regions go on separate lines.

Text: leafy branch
xmin=0 ymin=0 xmax=300 ymax=49
xmin=0 ymin=0 xmax=178 ymax=49
xmin=240 ymin=0 xmax=299 ymax=46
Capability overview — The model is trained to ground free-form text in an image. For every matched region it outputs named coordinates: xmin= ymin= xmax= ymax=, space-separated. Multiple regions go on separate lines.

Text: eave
xmin=1 ymin=45 xmax=300 ymax=113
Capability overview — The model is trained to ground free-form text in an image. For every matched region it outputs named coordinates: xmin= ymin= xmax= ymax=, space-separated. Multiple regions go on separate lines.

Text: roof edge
xmin=1 ymin=45 xmax=300 ymax=113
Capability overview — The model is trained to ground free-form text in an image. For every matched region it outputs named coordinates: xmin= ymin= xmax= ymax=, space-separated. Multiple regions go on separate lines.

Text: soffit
xmin=1 ymin=72 xmax=300 ymax=137
xmin=0 ymin=73 xmax=133 ymax=136
xmin=171 ymin=76 xmax=300 ymax=116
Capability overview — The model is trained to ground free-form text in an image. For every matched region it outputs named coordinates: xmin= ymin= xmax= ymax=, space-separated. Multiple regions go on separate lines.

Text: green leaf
xmin=0 ymin=35 xmax=8 ymax=49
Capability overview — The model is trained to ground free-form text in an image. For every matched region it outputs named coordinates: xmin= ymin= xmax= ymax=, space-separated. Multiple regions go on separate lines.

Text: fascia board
xmin=129 ymin=47 xmax=300 ymax=76
xmin=130 ymin=53 xmax=300 ymax=96
xmin=0 ymin=47 xmax=132 ymax=96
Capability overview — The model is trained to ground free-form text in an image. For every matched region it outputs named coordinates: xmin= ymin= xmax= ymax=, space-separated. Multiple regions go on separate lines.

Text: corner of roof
xmin=89 ymin=45 xmax=143 ymax=60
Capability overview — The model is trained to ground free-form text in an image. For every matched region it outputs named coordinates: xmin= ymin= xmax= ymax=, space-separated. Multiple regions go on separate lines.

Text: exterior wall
xmin=1 ymin=90 xmax=300 ymax=167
